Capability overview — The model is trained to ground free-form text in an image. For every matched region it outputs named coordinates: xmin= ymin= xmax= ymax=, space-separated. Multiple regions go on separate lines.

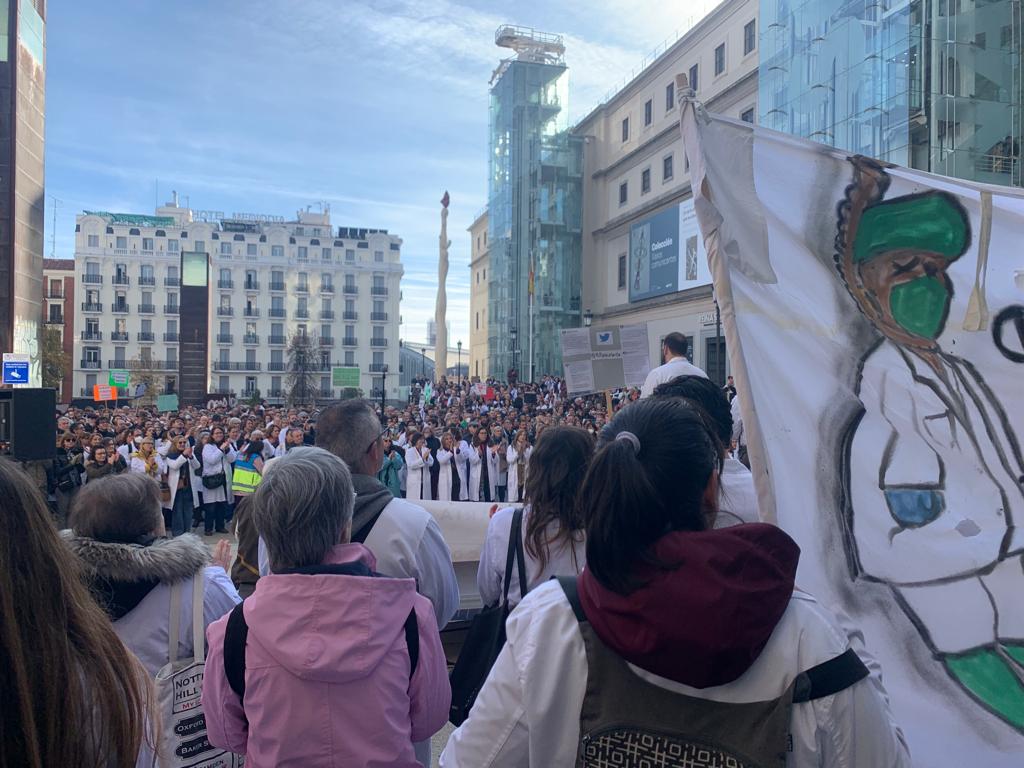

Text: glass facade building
xmin=760 ymin=0 xmax=1023 ymax=187
xmin=488 ymin=26 xmax=582 ymax=378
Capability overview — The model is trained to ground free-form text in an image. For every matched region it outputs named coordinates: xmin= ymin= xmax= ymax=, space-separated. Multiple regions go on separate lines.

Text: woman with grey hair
xmin=62 ymin=472 xmax=240 ymax=676
xmin=202 ymin=447 xmax=451 ymax=767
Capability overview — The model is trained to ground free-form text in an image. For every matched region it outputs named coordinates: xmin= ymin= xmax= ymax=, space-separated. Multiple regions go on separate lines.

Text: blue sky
xmin=44 ymin=0 xmax=714 ymax=344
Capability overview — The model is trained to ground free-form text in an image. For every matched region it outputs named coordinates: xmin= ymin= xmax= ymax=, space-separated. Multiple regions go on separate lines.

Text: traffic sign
xmin=2 ymin=353 xmax=30 ymax=385
xmin=331 ymin=366 xmax=360 ymax=388
xmin=109 ymin=369 xmax=130 ymax=387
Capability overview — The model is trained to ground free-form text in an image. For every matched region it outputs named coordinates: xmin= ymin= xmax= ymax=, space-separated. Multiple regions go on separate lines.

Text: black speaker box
xmin=0 ymin=388 xmax=57 ymax=460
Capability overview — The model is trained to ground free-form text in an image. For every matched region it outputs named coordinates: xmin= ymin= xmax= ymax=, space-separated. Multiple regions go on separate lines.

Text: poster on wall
xmin=628 ymin=198 xmax=711 ymax=302
xmin=560 ymin=324 xmax=651 ymax=395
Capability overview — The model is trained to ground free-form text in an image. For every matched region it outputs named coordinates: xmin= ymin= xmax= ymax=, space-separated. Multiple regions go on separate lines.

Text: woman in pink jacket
xmin=202 ymin=446 xmax=450 ymax=767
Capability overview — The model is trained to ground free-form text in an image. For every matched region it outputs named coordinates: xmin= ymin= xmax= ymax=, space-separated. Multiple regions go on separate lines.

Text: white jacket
xmin=441 ymin=581 xmax=910 ymax=768
xmin=405 ymin=445 xmax=434 ymax=501
xmin=505 ymin=445 xmax=532 ymax=504
xmin=162 ymin=451 xmax=201 ymax=510
xmin=436 ymin=448 xmax=454 ymax=502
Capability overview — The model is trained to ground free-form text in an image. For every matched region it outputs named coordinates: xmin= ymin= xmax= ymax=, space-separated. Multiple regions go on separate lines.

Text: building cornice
xmin=597 ymin=282 xmax=714 ymax=320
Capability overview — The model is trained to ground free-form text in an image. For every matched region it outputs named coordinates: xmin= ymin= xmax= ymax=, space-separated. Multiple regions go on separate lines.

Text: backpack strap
xmin=792 ymin=648 xmax=869 ymax=703
xmin=557 ymin=576 xmax=587 ymax=623
xmin=404 ymin=609 xmax=419 ymax=677
xmin=223 ymin=602 xmax=249 ymax=698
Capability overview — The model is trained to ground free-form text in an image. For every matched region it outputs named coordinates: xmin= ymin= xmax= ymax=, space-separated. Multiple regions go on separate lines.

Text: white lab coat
xmin=639 ymin=356 xmax=708 ymax=398
xmin=200 ymin=444 xmax=237 ymax=504
xmin=466 ymin=444 xmax=483 ymax=501
xmin=404 ymin=445 xmax=434 ymax=502
xmin=849 ymin=340 xmax=1024 ymax=654
xmin=441 ymin=581 xmax=910 ymax=768
xmin=506 ymin=445 xmax=533 ymax=504
xmin=485 ymin=444 xmax=502 ymax=500
xmin=163 ymin=452 xmax=201 ymax=511
xmin=454 ymin=440 xmax=472 ymax=501
xmin=717 ymin=456 xmax=760 ymax=527
xmin=435 ymin=448 xmax=454 ymax=502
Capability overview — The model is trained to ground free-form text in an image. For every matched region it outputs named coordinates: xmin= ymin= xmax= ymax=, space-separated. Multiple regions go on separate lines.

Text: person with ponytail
xmin=443 ymin=397 xmax=909 ymax=767
xmin=0 ymin=458 xmax=152 ymax=768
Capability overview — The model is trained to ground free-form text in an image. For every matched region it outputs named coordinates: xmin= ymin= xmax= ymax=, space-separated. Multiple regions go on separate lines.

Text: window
xmin=345 ymin=249 xmax=355 ymax=261
xmin=297 ymin=272 xmax=308 ymax=290
xmin=663 ymin=154 xmax=674 ymax=181
xmin=167 ymin=293 xmax=178 ymax=308
xmin=86 ymin=261 xmax=100 ymax=276
xmin=271 ymin=245 xmax=284 ymax=258
xmin=195 ymin=240 xmax=205 ymax=253
xmin=689 ymin=63 xmax=699 ymax=92
xmin=714 ymin=43 xmax=725 ymax=76
xmin=641 ymin=168 xmax=651 ymax=194
xmin=476 ymin=271 xmax=479 ymax=284
xmin=167 ymin=319 xmax=177 ymax=334
xmin=621 ymin=117 xmax=629 ymax=142
xmin=374 ymin=250 xmax=384 ymax=262
xmin=321 ymin=247 xmax=331 ymax=262
xmin=373 ymin=351 xmax=384 ymax=367
xmin=321 ymin=272 xmax=333 ymax=288
xmin=619 ymin=181 xmax=628 ymax=205
xmin=345 ymin=351 xmax=355 ymax=366
xmin=618 ymin=254 xmax=627 ymax=289
xmin=741 ymin=107 xmax=755 ymax=124
xmin=140 ymin=264 xmax=154 ymax=280
xmin=297 ymin=246 xmax=308 ymax=261
xmin=167 ymin=240 xmax=179 ymax=252
xmin=115 ymin=236 xmax=127 ymax=249
xmin=475 ymin=312 xmax=479 ymax=329
xmin=743 ymin=19 xmax=756 ymax=56
xmin=219 ymin=321 xmax=230 ymax=336
xmin=644 ymin=99 xmax=652 ymax=126
xmin=87 ymin=234 xmax=99 ymax=247
xmin=665 ymin=81 xmax=674 ymax=111
xmin=142 ymin=238 xmax=154 ymax=251
xmin=483 ymin=268 xmax=486 ymax=280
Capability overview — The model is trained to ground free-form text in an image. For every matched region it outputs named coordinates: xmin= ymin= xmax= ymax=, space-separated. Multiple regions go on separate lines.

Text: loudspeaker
xmin=0 ymin=388 xmax=57 ymax=461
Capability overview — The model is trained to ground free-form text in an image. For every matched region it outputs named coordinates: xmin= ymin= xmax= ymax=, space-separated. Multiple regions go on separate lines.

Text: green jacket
xmin=377 ymin=450 xmax=404 ymax=497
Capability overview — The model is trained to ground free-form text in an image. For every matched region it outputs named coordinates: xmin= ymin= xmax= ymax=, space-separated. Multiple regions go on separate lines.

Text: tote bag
xmin=448 ymin=507 xmax=528 ymax=726
xmin=154 ymin=573 xmax=244 ymax=767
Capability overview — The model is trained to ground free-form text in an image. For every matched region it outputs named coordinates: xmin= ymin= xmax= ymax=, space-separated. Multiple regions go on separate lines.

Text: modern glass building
xmin=760 ymin=0 xmax=1023 ymax=187
xmin=488 ymin=25 xmax=582 ymax=378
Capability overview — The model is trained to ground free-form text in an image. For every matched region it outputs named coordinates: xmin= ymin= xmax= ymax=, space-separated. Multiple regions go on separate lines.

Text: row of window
xmin=620 ymin=18 xmax=757 ymax=144
xmin=84 ymin=234 xmax=391 ymax=263
xmin=79 ymin=349 xmax=387 ymax=370
xmin=82 ymin=263 xmax=393 ymax=288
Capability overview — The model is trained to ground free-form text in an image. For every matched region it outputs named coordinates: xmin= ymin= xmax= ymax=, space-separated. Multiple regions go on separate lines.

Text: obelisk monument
xmin=434 ymin=191 xmax=450 ymax=380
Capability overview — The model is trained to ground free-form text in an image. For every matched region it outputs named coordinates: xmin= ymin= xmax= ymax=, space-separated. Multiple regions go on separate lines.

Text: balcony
xmin=370 ymin=338 xmax=388 ymax=348
xmin=80 ymin=331 xmax=102 ymax=341
xmin=243 ymin=308 xmax=260 ymax=318
xmin=138 ymin=303 xmax=156 ymax=314
xmin=112 ymin=304 xmax=130 ymax=314
xmin=268 ymin=361 xmax=287 ymax=371
xmin=268 ymin=335 xmax=287 ymax=345
xmin=342 ymin=337 xmax=358 ymax=347
xmin=217 ymin=307 xmax=234 ymax=317
xmin=213 ymin=362 xmax=262 ymax=371
xmin=295 ymin=284 xmax=310 ymax=294
xmin=320 ymin=337 xmax=335 ymax=347
xmin=371 ymin=311 xmax=388 ymax=322
xmin=137 ymin=332 xmax=155 ymax=342
xmin=164 ymin=332 xmax=179 ymax=342
xmin=342 ymin=285 xmax=358 ymax=295
xmin=368 ymin=363 xmax=388 ymax=373
xmin=218 ymin=280 xmax=234 ymax=289
xmin=112 ymin=275 xmax=130 ymax=286
xmin=110 ymin=332 xmax=129 ymax=342
xmin=319 ymin=310 xmax=335 ymax=320
xmin=243 ymin=334 xmax=260 ymax=345
xmin=164 ymin=277 xmax=180 ymax=287
xmin=46 ymin=313 xmax=64 ymax=325
xmin=164 ymin=304 xmax=179 ymax=314
xmin=269 ymin=281 xmax=286 ymax=292
xmin=318 ymin=389 xmax=333 ymax=399
xmin=269 ymin=308 xmax=286 ymax=318
xmin=47 ymin=289 xmax=64 ymax=299
xmin=371 ymin=286 xmax=388 ymax=297
xmin=209 ymin=388 xmax=235 ymax=396
xmin=82 ymin=274 xmax=103 ymax=284
xmin=295 ymin=309 xmax=309 ymax=319
xmin=320 ymin=284 xmax=335 ymax=293
xmin=343 ymin=310 xmax=358 ymax=321
xmin=266 ymin=388 xmax=285 ymax=398
xmin=243 ymin=281 xmax=259 ymax=291
xmin=318 ymin=361 xmax=333 ymax=371
xmin=82 ymin=302 xmax=103 ymax=312
xmin=80 ymin=360 xmax=101 ymax=370
xmin=216 ymin=334 xmax=233 ymax=344
xmin=138 ymin=276 xmax=156 ymax=286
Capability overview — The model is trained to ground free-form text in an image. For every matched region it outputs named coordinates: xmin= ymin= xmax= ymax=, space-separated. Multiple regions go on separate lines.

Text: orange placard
xmin=93 ymin=384 xmax=115 ymax=401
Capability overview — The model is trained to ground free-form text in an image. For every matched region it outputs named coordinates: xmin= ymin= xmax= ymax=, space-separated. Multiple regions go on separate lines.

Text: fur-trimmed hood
xmin=62 ymin=531 xmax=210 ymax=583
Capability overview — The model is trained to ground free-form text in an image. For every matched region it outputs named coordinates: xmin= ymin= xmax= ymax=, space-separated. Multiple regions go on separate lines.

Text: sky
xmin=44 ymin=0 xmax=717 ymax=345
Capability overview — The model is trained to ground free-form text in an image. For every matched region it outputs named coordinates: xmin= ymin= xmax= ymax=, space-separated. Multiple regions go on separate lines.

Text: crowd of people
xmin=3 ymin=333 xmax=912 ymax=767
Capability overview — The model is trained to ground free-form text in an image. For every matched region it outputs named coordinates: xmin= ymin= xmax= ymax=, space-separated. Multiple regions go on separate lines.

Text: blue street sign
xmin=2 ymin=361 xmax=29 ymax=384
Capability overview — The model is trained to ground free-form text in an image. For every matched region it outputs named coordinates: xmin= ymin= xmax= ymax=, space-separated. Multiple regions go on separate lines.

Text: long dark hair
xmin=582 ymin=397 xmax=720 ymax=594
xmin=523 ymin=426 xmax=594 ymax=572
xmin=0 ymin=459 xmax=150 ymax=767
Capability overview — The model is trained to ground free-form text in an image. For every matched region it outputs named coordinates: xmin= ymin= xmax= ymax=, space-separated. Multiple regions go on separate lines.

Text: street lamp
xmin=583 ymin=309 xmax=593 ymax=328
xmin=379 ymin=363 xmax=389 ymax=422
xmin=510 ymin=326 xmax=518 ymax=373
xmin=421 ymin=346 xmax=426 ymax=379
xmin=457 ymin=340 xmax=462 ymax=385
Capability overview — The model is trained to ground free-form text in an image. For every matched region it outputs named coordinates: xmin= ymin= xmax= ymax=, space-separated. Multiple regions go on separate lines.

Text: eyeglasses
xmin=366 ymin=426 xmax=389 ymax=455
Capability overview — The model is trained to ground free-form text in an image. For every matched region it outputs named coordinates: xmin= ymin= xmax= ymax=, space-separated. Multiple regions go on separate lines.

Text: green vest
xmin=231 ymin=454 xmax=262 ymax=495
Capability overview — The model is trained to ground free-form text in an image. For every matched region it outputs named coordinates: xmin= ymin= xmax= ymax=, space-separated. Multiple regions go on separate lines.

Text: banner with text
xmin=628 ymin=198 xmax=710 ymax=302
xmin=560 ymin=324 xmax=651 ymax=395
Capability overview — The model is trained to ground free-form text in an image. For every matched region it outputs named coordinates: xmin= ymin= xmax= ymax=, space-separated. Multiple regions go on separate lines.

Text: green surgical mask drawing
xmin=889 ymin=276 xmax=951 ymax=339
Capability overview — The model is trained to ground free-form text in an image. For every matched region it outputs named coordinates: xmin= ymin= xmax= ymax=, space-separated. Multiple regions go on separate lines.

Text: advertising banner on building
xmin=560 ymin=324 xmax=651 ymax=395
xmin=628 ymin=199 xmax=710 ymax=302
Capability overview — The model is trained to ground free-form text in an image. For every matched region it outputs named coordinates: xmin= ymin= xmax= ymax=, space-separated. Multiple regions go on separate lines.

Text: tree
xmin=286 ymin=331 xmax=319 ymax=406
xmin=339 ymin=387 xmax=364 ymax=400
xmin=40 ymin=327 xmax=68 ymax=392
xmin=245 ymin=388 xmax=262 ymax=408
xmin=129 ymin=355 xmax=159 ymax=406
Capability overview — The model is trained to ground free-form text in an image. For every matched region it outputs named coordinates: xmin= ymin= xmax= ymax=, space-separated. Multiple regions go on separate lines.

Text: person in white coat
xmin=466 ymin=430 xmax=484 ymax=502
xmin=435 ymin=433 xmax=455 ymax=502
xmin=163 ymin=435 xmax=201 ymax=537
xmin=478 ymin=426 xmax=592 ymax=608
xmin=453 ymin=428 xmax=472 ymax=501
xmin=505 ymin=430 xmax=533 ymax=504
xmin=404 ymin=432 xmax=434 ymax=502
xmin=442 ymin=397 xmax=910 ymax=767
xmin=201 ymin=425 xmax=237 ymax=535
xmin=62 ymin=472 xmax=240 ymax=677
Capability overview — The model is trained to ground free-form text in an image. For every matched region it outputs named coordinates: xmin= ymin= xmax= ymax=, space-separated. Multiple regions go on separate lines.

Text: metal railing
xmin=295 ymin=309 xmax=309 ymax=319
xmin=138 ymin=304 xmax=155 ymax=314
xmin=342 ymin=285 xmax=358 ymax=295
xmin=295 ymin=284 xmax=310 ymax=293
xmin=218 ymin=280 xmax=234 ymax=289
xmin=268 ymin=362 xmax=287 ymax=371
xmin=46 ymin=314 xmax=64 ymax=325
xmin=82 ymin=274 xmax=103 ymax=284
xmin=112 ymin=275 xmax=130 ymax=286
xmin=80 ymin=360 xmax=101 ymax=369
xmin=371 ymin=286 xmax=388 ymax=296
xmin=342 ymin=337 xmax=358 ymax=346
xmin=243 ymin=334 xmax=260 ymax=344
xmin=80 ymin=331 xmax=102 ymax=341
xmin=47 ymin=289 xmax=64 ymax=299
xmin=110 ymin=332 xmax=128 ymax=342
xmin=268 ymin=335 xmax=287 ymax=344
xmin=320 ymin=284 xmax=335 ymax=293
xmin=217 ymin=307 xmax=234 ymax=316
xmin=164 ymin=305 xmax=179 ymax=314
xmin=343 ymin=311 xmax=358 ymax=321
xmin=244 ymin=308 xmax=260 ymax=317
xmin=371 ymin=311 xmax=388 ymax=322
xmin=138 ymin=276 xmax=156 ymax=286
xmin=244 ymin=281 xmax=260 ymax=290
xmin=82 ymin=302 xmax=103 ymax=312
xmin=213 ymin=361 xmax=262 ymax=371
xmin=319 ymin=310 xmax=335 ymax=320
xmin=320 ymin=337 xmax=335 ymax=347
xmin=370 ymin=338 xmax=388 ymax=347
xmin=216 ymin=334 xmax=233 ymax=344
xmin=112 ymin=304 xmax=130 ymax=313
xmin=269 ymin=308 xmax=287 ymax=318
xmin=269 ymin=282 xmax=286 ymax=291
xmin=137 ymin=332 xmax=155 ymax=341
xmin=164 ymin=333 xmax=179 ymax=342
xmin=164 ymin=277 xmax=180 ymax=286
